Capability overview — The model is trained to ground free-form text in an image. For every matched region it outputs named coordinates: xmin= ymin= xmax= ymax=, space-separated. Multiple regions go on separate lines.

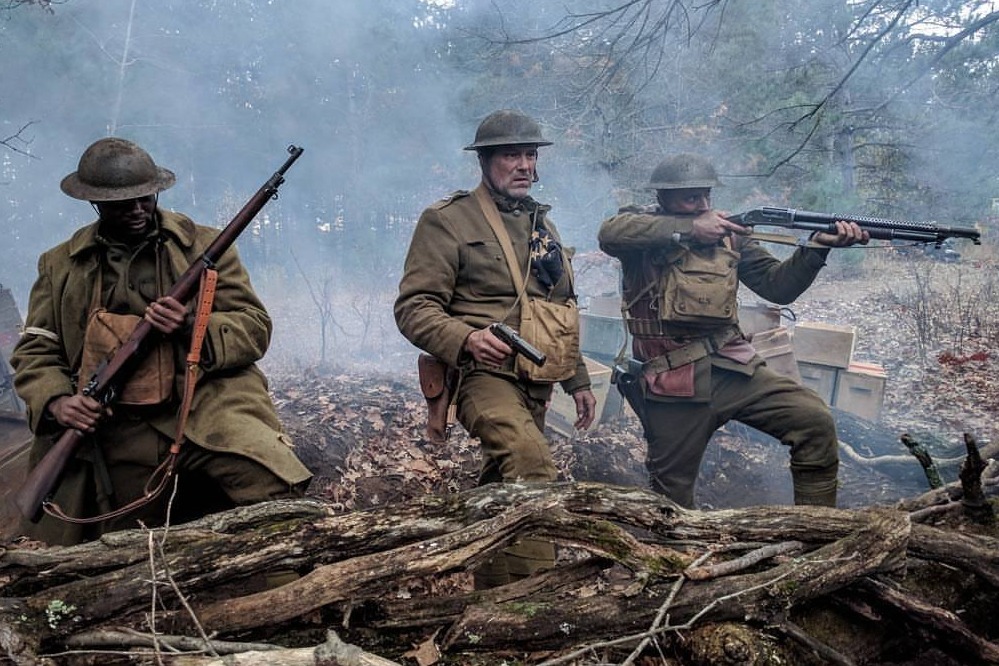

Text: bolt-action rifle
xmin=14 ymin=144 xmax=304 ymax=523
xmin=727 ymin=207 xmax=980 ymax=247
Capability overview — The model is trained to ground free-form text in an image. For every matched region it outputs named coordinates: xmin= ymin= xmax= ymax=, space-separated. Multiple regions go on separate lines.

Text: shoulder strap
xmin=473 ymin=184 xmax=526 ymax=293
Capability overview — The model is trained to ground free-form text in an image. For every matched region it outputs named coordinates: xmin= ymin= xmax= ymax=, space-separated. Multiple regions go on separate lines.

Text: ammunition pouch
xmin=640 ymin=326 xmax=741 ymax=374
xmin=661 ymin=244 xmax=739 ymax=326
xmin=417 ymin=354 xmax=458 ymax=442
xmin=625 ymin=244 xmax=739 ymax=337
xmin=79 ymin=309 xmax=174 ymax=405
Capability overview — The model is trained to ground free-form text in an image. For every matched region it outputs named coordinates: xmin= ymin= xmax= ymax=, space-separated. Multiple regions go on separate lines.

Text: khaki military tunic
xmin=598 ymin=206 xmax=839 ymax=508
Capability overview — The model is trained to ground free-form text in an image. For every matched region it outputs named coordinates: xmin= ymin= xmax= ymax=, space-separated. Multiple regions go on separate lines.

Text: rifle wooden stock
xmin=14 ymin=144 xmax=304 ymax=523
xmin=14 ymin=429 xmax=84 ymax=522
xmin=728 ymin=206 xmax=981 ymax=245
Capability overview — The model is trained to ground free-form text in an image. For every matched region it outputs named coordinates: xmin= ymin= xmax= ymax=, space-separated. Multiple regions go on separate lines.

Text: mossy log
xmin=2 ymin=482 xmax=997 ymax=665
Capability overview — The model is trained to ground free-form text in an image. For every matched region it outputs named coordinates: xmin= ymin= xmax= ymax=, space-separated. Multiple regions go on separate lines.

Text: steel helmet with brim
xmin=60 ymin=137 xmax=176 ymax=202
xmin=463 ymin=110 xmax=553 ymax=151
xmin=648 ymin=153 xmax=720 ymax=190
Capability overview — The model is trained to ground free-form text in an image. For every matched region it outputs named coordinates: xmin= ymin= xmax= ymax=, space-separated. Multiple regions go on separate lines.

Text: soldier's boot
xmin=792 ymin=471 xmax=838 ymax=507
xmin=505 ymin=538 xmax=555 ymax=583
xmin=472 ymin=553 xmax=511 ymax=590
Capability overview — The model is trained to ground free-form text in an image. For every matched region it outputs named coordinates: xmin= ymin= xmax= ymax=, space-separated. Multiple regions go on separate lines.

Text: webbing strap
xmin=751 ymin=230 xmax=826 ymax=248
xmin=474 ymin=184 xmax=527 ymax=295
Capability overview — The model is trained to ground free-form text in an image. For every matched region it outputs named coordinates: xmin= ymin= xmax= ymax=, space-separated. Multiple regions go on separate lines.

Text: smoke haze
xmin=1 ymin=0 xmax=995 ymax=371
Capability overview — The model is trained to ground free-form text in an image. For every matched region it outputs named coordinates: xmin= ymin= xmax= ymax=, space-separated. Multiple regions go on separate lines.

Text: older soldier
xmin=598 ymin=154 xmax=868 ymax=509
xmin=11 ymin=137 xmax=311 ymax=545
xmin=395 ymin=110 xmax=597 ymax=588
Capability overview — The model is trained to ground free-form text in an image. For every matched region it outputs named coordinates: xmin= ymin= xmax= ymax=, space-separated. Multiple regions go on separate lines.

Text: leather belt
xmin=640 ymin=326 xmax=741 ymax=374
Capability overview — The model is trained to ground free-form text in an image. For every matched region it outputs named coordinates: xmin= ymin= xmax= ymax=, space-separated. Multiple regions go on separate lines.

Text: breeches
xmin=456 ymin=371 xmax=556 ymax=585
xmin=642 ymin=364 xmax=839 ymax=508
xmin=456 ymin=371 xmax=557 ymax=485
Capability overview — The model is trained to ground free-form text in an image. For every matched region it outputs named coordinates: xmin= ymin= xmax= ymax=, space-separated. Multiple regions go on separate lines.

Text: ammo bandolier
xmin=598 ymin=205 xmax=840 ymax=508
xmin=395 ymin=186 xmax=591 ymax=586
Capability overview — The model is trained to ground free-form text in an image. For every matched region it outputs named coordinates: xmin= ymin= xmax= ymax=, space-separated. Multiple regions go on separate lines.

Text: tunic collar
xmin=68 ymin=209 xmax=198 ymax=258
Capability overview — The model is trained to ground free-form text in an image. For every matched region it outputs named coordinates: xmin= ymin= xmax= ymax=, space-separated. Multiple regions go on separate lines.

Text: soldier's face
xmin=483 ymin=146 xmax=538 ymax=199
xmin=95 ymin=194 xmax=157 ymax=243
xmin=659 ymin=188 xmax=711 ymax=214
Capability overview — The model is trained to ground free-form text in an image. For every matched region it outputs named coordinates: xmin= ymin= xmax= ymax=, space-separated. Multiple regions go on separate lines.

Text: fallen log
xmin=1 ymin=482 xmax=996 ymax=665
xmin=62 ymin=629 xmax=400 ymax=666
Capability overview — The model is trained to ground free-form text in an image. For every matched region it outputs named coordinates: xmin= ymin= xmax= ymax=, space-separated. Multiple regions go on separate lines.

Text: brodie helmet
xmin=648 ymin=153 xmax=720 ymax=190
xmin=463 ymin=110 xmax=552 ymax=151
xmin=61 ymin=137 xmax=176 ymax=201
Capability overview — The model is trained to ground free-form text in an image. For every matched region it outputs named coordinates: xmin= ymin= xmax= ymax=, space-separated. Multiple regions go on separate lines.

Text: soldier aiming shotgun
xmin=11 ymin=139 xmax=311 ymax=545
xmin=599 ymin=153 xmax=872 ymax=511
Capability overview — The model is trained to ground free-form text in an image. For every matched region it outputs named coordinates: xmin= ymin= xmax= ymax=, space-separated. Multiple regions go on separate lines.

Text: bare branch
xmin=1 ymin=121 xmax=37 ymax=159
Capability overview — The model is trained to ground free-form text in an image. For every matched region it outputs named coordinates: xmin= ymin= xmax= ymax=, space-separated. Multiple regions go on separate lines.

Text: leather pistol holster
xmin=417 ymin=354 xmax=458 ymax=442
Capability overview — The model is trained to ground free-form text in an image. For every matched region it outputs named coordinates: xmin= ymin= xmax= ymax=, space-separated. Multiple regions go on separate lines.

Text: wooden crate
xmin=579 ymin=312 xmax=629 ymax=364
xmin=751 ymin=326 xmax=801 ymax=383
xmin=797 ymin=361 xmax=839 ymax=405
xmin=834 ymin=362 xmax=887 ymax=422
xmin=739 ymin=302 xmax=783 ymax=337
xmin=792 ymin=321 xmax=856 ymax=369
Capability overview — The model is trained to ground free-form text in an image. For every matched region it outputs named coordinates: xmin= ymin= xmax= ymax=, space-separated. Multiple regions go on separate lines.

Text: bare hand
xmin=689 ymin=210 xmax=750 ymax=245
xmin=812 ymin=220 xmax=870 ymax=247
xmin=572 ymin=389 xmax=597 ymax=431
xmin=464 ymin=327 xmax=512 ymax=366
xmin=145 ymin=295 xmax=188 ymax=335
xmin=47 ymin=394 xmax=108 ymax=432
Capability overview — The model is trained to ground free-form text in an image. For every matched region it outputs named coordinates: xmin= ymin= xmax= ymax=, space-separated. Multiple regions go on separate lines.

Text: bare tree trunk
xmin=108 ymin=0 xmax=137 ymax=136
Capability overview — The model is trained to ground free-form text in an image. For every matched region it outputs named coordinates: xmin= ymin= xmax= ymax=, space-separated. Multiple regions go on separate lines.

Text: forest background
xmin=1 ymin=0 xmax=997 ymax=372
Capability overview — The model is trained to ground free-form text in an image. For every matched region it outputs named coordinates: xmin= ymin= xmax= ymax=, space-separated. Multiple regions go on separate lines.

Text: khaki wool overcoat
xmin=11 ymin=210 xmax=312 ymax=487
